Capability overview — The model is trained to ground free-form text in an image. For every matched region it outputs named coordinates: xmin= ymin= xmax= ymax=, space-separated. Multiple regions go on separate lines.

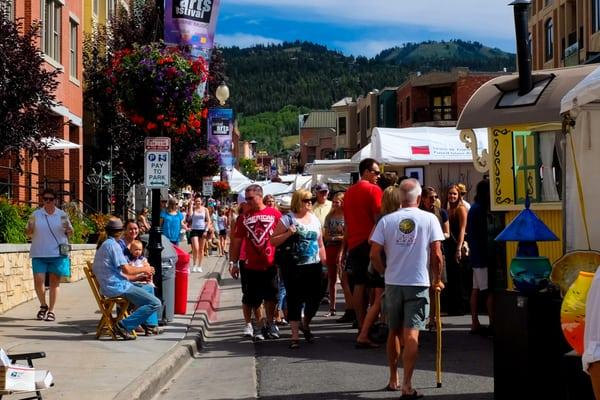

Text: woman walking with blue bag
xmin=271 ymin=189 xmax=326 ymax=349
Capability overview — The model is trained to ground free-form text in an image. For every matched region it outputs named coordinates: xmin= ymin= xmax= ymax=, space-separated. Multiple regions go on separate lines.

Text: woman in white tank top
xmin=187 ymin=196 xmax=211 ymax=272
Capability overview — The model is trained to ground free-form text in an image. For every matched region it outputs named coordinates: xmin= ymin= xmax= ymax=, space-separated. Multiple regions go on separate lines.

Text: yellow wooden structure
xmin=457 ymin=65 xmax=597 ymax=287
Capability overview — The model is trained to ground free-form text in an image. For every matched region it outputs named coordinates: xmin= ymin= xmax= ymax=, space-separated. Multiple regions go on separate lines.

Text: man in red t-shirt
xmin=343 ymin=158 xmax=383 ymax=329
xmin=230 ymin=184 xmax=282 ymax=341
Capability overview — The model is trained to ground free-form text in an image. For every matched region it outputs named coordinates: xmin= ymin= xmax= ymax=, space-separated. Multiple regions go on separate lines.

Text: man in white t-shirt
xmin=370 ymin=178 xmax=445 ymax=396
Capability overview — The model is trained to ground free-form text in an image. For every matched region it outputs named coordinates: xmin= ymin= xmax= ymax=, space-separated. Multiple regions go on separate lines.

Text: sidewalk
xmin=0 ymin=251 xmax=227 ymax=400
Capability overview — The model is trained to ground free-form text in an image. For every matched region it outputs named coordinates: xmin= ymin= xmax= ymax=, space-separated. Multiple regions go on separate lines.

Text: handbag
xmin=45 ymin=215 xmax=71 ymax=256
xmin=275 ymin=214 xmax=300 ymax=267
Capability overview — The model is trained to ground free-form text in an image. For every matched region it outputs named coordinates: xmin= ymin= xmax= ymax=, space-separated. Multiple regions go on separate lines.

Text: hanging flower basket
xmin=213 ymin=180 xmax=231 ymax=199
xmin=108 ymin=41 xmax=208 ymax=137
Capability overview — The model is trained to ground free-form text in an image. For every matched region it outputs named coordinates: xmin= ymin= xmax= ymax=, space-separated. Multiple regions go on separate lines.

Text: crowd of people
xmin=226 ymin=158 xmax=496 ymax=398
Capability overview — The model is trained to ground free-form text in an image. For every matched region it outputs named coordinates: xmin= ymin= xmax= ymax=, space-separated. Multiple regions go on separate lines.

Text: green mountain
xmin=222 ymin=40 xmax=515 ymax=116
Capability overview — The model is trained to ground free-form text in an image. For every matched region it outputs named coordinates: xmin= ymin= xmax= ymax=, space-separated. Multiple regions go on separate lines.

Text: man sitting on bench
xmin=92 ymin=217 xmax=161 ymax=340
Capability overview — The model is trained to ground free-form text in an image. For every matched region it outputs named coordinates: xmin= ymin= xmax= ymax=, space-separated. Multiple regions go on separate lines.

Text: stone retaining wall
xmin=0 ymin=244 xmax=96 ymax=314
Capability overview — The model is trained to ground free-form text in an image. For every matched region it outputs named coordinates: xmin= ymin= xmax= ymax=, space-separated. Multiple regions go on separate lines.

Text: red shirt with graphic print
xmin=234 ymin=206 xmax=281 ymax=271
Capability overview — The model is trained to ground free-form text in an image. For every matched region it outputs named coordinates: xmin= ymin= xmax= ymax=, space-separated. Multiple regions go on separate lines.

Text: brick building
xmin=1 ymin=0 xmax=83 ymax=206
xmin=397 ymin=67 xmax=508 ymax=128
xmin=299 ymin=110 xmax=337 ymax=165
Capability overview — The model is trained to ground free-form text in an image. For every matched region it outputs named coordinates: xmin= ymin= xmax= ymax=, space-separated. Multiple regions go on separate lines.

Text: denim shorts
xmin=32 ymin=257 xmax=71 ymax=277
xmin=383 ymin=285 xmax=429 ymax=330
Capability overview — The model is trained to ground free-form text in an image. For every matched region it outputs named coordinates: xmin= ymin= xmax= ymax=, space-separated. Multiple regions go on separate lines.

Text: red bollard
xmin=173 ymin=245 xmax=190 ymax=315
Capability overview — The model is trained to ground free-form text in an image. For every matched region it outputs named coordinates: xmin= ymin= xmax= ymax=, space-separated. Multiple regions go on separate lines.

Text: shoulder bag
xmin=45 ymin=215 xmax=71 ymax=256
xmin=275 ymin=214 xmax=300 ymax=267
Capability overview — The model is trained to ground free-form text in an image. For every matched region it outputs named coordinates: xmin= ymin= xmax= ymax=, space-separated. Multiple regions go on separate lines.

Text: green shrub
xmin=0 ymin=197 xmax=28 ymax=243
xmin=62 ymin=202 xmax=93 ymax=244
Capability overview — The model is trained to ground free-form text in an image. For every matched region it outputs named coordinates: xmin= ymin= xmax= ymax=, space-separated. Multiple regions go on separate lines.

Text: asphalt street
xmin=155 ymin=277 xmax=494 ymax=400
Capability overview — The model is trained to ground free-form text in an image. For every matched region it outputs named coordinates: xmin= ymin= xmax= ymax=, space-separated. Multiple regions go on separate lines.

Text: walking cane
xmin=435 ymin=287 xmax=442 ymax=388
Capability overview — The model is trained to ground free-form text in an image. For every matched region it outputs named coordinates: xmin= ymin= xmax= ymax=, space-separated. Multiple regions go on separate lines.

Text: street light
xmin=215 ymin=82 xmax=230 ymax=106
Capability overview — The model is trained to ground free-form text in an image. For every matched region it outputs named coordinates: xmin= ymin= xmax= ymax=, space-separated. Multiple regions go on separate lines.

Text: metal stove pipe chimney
xmin=510 ymin=0 xmax=533 ymax=95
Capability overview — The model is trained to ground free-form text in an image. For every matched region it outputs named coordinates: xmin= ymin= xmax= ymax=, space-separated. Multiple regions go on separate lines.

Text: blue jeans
xmin=121 ymin=284 xmax=161 ymax=331
xmin=133 ymin=283 xmax=159 ymax=326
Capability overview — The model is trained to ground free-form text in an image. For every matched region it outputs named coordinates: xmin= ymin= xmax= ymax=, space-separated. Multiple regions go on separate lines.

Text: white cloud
xmin=223 ymin=0 xmax=515 ymax=41
xmin=215 ymin=33 xmax=283 ymax=48
xmin=333 ymin=39 xmax=405 ymax=58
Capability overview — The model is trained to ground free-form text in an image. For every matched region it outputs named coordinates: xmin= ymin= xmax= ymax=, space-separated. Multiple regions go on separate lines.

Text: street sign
xmin=202 ymin=177 xmax=213 ymax=196
xmin=144 ymin=137 xmax=171 ymax=189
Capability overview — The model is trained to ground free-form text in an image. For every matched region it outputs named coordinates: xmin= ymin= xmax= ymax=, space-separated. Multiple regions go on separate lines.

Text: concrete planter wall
xmin=0 ymin=244 xmax=96 ymax=314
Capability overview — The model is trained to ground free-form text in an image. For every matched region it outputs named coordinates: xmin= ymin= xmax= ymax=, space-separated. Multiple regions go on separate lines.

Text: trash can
xmin=174 ymin=245 xmax=190 ymax=315
xmin=161 ymin=261 xmax=175 ymax=322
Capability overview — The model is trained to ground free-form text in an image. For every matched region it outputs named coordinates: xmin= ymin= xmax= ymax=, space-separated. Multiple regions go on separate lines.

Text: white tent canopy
xmin=560 ymin=65 xmax=600 ymax=251
xmin=351 ymin=143 xmax=372 ymax=163
xmin=212 ymin=168 xmax=252 ymax=193
xmin=41 ymin=137 xmax=80 ymax=150
xmin=371 ymin=127 xmax=488 ymax=166
xmin=304 ymin=159 xmax=357 ymax=175
xmin=561 ymin=65 xmax=600 ymax=113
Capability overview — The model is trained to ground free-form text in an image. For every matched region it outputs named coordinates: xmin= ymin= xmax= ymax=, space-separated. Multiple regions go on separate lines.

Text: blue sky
xmin=215 ymin=0 xmax=518 ymax=58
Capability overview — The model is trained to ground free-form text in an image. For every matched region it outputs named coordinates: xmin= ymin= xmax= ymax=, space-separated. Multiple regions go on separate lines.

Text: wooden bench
xmin=84 ymin=262 xmax=135 ymax=340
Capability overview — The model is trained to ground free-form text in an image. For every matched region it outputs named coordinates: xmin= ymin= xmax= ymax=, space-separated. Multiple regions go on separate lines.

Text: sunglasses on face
xmin=370 ymin=169 xmax=381 ymax=176
xmin=245 ymin=196 xmax=254 ymax=201
xmin=302 ymin=198 xmax=312 ymax=203
xmin=43 ymin=197 xmax=55 ymax=201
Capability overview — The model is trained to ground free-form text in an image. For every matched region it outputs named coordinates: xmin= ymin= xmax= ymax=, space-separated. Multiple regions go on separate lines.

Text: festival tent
xmin=350 ymin=143 xmax=372 ymax=163
xmin=212 ymin=168 xmax=252 ymax=193
xmin=560 ymin=65 xmax=600 ymax=251
xmin=370 ymin=127 xmax=488 ymax=165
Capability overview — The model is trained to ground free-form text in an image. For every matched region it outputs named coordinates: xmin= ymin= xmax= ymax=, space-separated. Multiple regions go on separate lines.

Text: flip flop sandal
xmin=355 ymin=341 xmax=380 ymax=349
xmin=36 ymin=305 xmax=48 ymax=320
xmin=300 ymin=326 xmax=315 ymax=343
xmin=383 ymin=384 xmax=400 ymax=391
xmin=44 ymin=311 xmax=56 ymax=322
xmin=288 ymin=340 xmax=300 ymax=349
xmin=400 ymin=390 xmax=424 ymax=399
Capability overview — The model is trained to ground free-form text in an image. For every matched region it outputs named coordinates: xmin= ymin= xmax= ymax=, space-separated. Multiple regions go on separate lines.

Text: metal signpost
xmin=144 ymin=137 xmax=171 ymax=301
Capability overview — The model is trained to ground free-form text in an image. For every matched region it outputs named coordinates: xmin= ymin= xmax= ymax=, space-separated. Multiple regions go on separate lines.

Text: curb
xmin=113 ymin=257 xmax=228 ymax=400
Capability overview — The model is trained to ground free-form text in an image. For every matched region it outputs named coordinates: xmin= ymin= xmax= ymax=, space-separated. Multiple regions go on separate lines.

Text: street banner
xmin=207 ymin=108 xmax=234 ymax=182
xmin=164 ymin=0 xmax=221 ymax=50
xmin=164 ymin=0 xmax=221 ymax=97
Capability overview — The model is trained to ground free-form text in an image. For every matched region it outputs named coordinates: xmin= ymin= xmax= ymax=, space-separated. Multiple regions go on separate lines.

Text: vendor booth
xmin=457 ymin=61 xmax=597 ymax=400
xmin=560 ymin=65 xmax=600 ymax=252
xmin=365 ymin=127 xmax=487 ymax=199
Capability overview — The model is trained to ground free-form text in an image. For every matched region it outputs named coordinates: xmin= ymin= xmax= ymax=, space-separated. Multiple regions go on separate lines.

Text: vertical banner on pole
xmin=207 ymin=108 xmax=234 ymax=182
xmin=164 ymin=0 xmax=221 ymax=96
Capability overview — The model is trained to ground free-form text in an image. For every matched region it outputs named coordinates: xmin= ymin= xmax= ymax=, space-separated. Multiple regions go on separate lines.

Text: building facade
xmin=299 ymin=111 xmax=337 ymax=165
xmin=1 ymin=0 xmax=84 ymax=205
xmin=529 ymin=0 xmax=600 ymax=69
xmin=397 ymin=68 xmax=508 ymax=128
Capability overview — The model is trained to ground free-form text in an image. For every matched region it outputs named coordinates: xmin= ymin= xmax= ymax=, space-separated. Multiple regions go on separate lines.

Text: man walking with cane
xmin=370 ymin=178 xmax=444 ymax=397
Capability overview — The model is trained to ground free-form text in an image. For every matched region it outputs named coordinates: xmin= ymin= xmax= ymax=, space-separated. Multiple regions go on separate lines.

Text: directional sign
xmin=144 ymin=137 xmax=171 ymax=189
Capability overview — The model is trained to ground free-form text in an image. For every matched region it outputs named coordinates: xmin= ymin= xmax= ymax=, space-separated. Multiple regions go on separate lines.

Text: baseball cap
xmin=315 ymin=183 xmax=329 ymax=192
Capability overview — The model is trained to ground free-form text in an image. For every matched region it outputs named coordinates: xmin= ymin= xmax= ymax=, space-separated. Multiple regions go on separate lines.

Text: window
xmin=43 ymin=0 xmax=62 ymax=62
xmin=338 ymin=116 xmax=346 ymax=135
xmin=513 ymin=131 xmax=540 ymax=203
xmin=593 ymin=0 xmax=600 ymax=33
xmin=432 ymin=93 xmax=453 ymax=121
xmin=69 ymin=19 xmax=78 ymax=78
xmin=405 ymin=96 xmax=411 ymax=121
xmin=545 ymin=18 xmax=554 ymax=61
xmin=512 ymin=131 xmax=562 ymax=203
xmin=399 ymin=101 xmax=403 ymax=124
xmin=366 ymin=106 xmax=370 ymax=128
xmin=1 ymin=0 xmax=14 ymax=21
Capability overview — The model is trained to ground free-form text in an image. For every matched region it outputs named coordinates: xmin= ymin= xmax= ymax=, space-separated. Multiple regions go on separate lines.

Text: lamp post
xmin=215 ymin=82 xmax=230 ymax=106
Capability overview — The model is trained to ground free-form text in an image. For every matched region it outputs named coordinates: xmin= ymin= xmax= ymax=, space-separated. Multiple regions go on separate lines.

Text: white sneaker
xmin=243 ymin=323 xmax=253 ymax=337
xmin=191 ymin=266 xmax=197 ymax=273
xmin=196 ymin=266 xmax=203 ymax=273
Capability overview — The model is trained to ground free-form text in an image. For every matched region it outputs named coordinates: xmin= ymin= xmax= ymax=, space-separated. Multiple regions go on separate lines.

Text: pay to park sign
xmin=144 ymin=137 xmax=171 ymax=189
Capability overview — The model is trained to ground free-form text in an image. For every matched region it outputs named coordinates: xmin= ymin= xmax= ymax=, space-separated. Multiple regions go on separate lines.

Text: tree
xmin=0 ymin=14 xmax=62 ymax=170
xmin=239 ymin=158 xmax=258 ymax=180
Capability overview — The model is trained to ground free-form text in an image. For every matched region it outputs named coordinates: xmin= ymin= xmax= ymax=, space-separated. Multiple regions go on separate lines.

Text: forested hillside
xmin=223 ymin=40 xmax=515 ymax=116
